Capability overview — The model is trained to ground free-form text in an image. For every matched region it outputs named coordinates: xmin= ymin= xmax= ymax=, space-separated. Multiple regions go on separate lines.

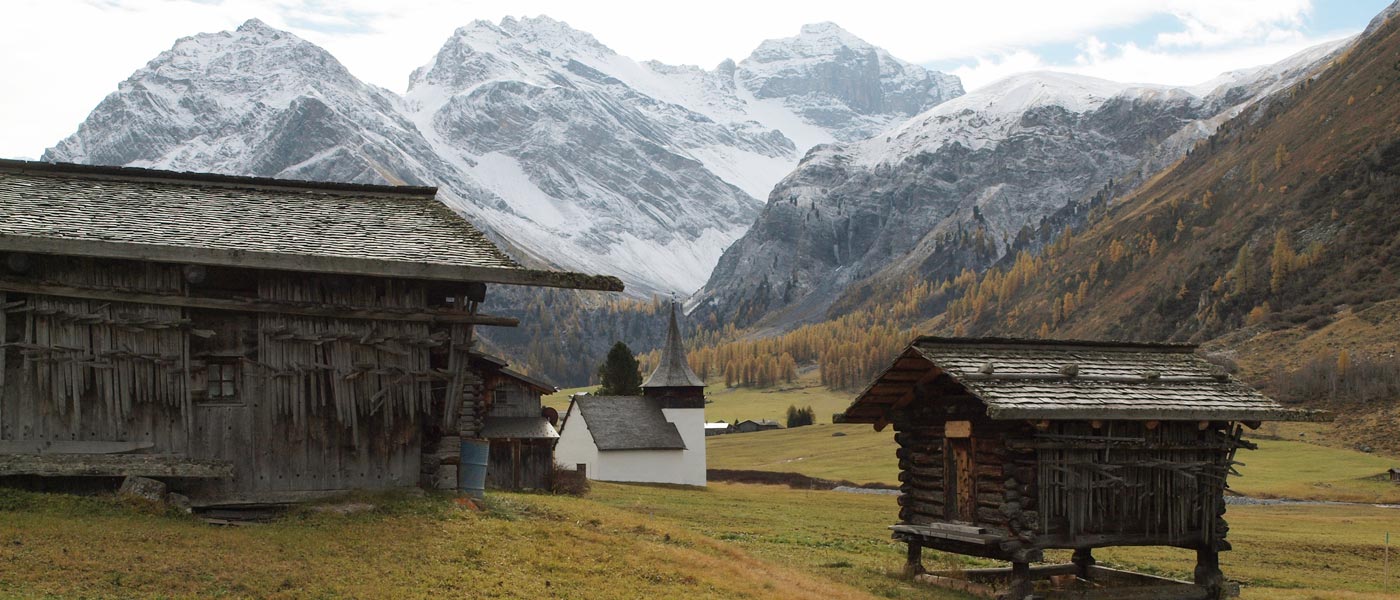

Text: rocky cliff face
xmin=45 ymin=17 xmax=963 ymax=296
xmin=45 ymin=20 xmax=454 ymax=188
xmin=693 ymin=40 xmax=1349 ymax=330
xmin=737 ymin=22 xmax=964 ymax=139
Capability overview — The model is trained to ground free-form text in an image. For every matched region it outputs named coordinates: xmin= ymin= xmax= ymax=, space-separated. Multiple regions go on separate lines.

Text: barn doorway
xmin=944 ymin=421 xmax=976 ymax=522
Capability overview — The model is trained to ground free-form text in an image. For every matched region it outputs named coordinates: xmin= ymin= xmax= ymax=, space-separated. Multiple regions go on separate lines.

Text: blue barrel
xmin=458 ymin=439 xmax=489 ymax=500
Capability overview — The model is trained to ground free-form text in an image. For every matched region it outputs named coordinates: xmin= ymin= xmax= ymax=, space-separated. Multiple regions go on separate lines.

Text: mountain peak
xmin=236 ymin=18 xmax=276 ymax=34
xmin=449 ymin=15 xmax=612 ymax=57
xmin=749 ymin=21 xmax=878 ymax=60
xmin=796 ymin=21 xmax=868 ymax=45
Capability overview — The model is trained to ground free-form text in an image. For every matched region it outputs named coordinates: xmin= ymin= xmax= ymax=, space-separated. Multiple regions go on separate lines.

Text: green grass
xmin=0 ymin=488 xmax=881 ymax=600
xmin=1 ymin=480 xmax=1396 ymax=598
xmin=1230 ymin=438 xmax=1400 ymax=504
xmin=590 ymin=482 xmax=1400 ymax=600
xmin=707 ymin=423 xmax=897 ymax=484
xmin=705 ymin=420 xmax=1400 ymax=503
xmin=546 ymin=369 xmax=856 ymax=425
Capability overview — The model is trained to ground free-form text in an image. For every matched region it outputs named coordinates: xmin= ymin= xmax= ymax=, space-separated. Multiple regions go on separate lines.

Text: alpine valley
xmin=42 ymin=3 xmax=1400 ymax=410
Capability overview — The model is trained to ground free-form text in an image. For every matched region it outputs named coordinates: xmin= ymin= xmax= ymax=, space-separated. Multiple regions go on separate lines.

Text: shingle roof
xmin=845 ymin=336 xmax=1328 ymax=424
xmin=0 ymin=160 xmax=623 ymax=291
xmin=642 ymin=302 xmax=704 ymax=388
xmin=481 ymin=416 xmax=559 ymax=440
xmin=566 ymin=396 xmax=686 ymax=450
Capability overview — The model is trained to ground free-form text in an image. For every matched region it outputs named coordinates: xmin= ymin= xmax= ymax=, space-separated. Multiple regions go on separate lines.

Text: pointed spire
xmin=642 ymin=301 xmax=704 ymax=388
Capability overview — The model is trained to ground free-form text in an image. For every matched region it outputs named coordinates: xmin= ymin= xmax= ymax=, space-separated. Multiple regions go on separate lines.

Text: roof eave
xmin=985 ymin=406 xmax=1333 ymax=422
xmin=0 ymin=234 xmax=624 ymax=292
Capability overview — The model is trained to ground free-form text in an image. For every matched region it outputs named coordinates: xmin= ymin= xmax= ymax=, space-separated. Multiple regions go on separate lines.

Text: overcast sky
xmin=0 ymin=0 xmax=1389 ymax=159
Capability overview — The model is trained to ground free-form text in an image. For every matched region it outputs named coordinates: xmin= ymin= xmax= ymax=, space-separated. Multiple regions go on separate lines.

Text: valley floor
xmin=5 ymin=377 xmax=1392 ymax=598
xmin=1 ymin=470 xmax=1396 ymax=598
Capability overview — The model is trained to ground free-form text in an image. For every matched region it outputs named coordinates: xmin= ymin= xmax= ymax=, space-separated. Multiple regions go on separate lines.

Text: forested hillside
xmin=671 ymin=5 xmax=1400 ymax=420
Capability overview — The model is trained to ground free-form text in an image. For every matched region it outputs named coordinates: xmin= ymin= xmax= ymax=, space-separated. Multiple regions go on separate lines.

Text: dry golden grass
xmin=590 ymin=482 xmax=1400 ymax=599
xmin=1 ymin=481 xmax=1396 ymax=599
xmin=0 ymin=488 xmax=883 ymax=600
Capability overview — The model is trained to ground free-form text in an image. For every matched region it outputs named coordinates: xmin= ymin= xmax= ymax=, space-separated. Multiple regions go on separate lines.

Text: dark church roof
xmin=564 ymin=396 xmax=686 ymax=451
xmin=845 ymin=337 xmax=1329 ymax=424
xmin=642 ymin=302 xmax=704 ymax=388
xmin=0 ymin=160 xmax=623 ymax=291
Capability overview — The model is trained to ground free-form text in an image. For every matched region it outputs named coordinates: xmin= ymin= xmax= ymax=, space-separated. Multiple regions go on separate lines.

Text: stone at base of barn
xmin=420 ymin=435 xmax=462 ymax=490
xmin=118 ymin=476 xmax=167 ymax=502
xmin=911 ymin=563 xmax=1240 ymax=600
xmin=431 ymin=465 xmax=458 ymax=490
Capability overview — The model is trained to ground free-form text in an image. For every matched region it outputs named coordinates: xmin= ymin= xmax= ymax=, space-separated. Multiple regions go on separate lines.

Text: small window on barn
xmin=205 ymin=360 xmax=239 ymax=402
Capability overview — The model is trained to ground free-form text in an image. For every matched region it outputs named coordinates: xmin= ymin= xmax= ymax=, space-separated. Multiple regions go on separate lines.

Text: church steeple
xmin=642 ymin=302 xmax=705 ymax=405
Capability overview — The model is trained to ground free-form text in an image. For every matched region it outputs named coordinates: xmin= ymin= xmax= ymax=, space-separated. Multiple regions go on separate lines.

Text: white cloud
xmin=951 ymin=51 xmax=1049 ymax=91
xmin=1156 ymin=0 xmax=1311 ymax=48
xmin=1075 ymin=36 xmax=1109 ymax=66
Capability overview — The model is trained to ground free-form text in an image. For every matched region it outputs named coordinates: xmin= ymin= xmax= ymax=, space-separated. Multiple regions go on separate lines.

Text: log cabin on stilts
xmin=0 ymin=160 xmax=622 ymax=506
xmin=842 ymin=337 xmax=1329 ymax=600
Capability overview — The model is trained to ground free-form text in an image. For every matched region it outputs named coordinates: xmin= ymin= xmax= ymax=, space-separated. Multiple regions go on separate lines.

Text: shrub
xmin=785 ymin=405 xmax=816 ymax=427
xmin=551 ymin=463 xmax=590 ymax=496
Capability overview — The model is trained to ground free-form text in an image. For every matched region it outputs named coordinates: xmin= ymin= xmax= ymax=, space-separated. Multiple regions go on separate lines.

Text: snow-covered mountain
xmin=692 ymin=38 xmax=1350 ymax=329
xmin=44 ymin=17 xmax=962 ymax=295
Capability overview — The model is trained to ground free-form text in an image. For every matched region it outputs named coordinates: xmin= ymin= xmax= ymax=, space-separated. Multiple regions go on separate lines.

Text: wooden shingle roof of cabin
xmin=562 ymin=396 xmax=686 ymax=451
xmin=0 ymin=160 xmax=622 ymax=291
xmin=470 ymin=351 xmax=558 ymax=394
xmin=844 ymin=337 xmax=1328 ymax=426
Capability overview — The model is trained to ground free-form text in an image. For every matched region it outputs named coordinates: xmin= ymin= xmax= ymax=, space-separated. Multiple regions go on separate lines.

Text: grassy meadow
xmin=545 ymin=369 xmax=855 ymax=425
xmin=706 ymin=423 xmax=897 ymax=483
xmin=3 ymin=376 xmax=1394 ymax=598
xmin=0 ymin=487 xmax=882 ymax=600
xmin=1 ymin=480 xmax=1395 ymax=599
xmin=705 ymin=423 xmax=1400 ymax=503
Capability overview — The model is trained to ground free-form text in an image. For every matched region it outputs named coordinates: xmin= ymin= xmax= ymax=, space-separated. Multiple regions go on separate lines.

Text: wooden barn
xmin=842 ymin=337 xmax=1327 ymax=600
xmin=471 ymin=352 xmax=560 ymax=491
xmin=733 ymin=419 xmax=780 ymax=433
xmin=0 ymin=160 xmax=621 ymax=505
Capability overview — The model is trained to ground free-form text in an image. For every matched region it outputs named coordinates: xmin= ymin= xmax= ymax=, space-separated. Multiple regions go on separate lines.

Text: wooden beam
xmin=987 ymin=406 xmax=1332 ymax=423
xmin=891 ymin=523 xmax=999 ymax=545
xmin=0 ymin=279 xmax=520 ymax=327
xmin=945 ymin=421 xmax=972 ymax=439
xmin=0 ymin=441 xmax=155 ymax=454
xmin=0 ymin=453 xmax=234 ymax=478
xmin=0 ymin=291 xmax=5 ymax=427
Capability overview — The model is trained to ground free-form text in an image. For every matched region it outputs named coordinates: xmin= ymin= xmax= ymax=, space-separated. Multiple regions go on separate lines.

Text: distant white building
xmin=555 ymin=303 xmax=706 ymax=486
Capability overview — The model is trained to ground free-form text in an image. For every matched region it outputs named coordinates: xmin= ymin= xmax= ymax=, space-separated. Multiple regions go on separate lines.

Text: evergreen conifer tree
xmin=596 ymin=342 xmax=642 ymax=396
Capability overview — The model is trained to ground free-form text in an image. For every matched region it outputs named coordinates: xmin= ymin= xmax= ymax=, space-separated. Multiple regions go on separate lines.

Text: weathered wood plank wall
xmin=0 ymin=260 xmax=189 ymax=454
xmin=486 ymin=439 xmax=553 ymax=491
xmin=2 ymin=258 xmax=467 ymax=500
